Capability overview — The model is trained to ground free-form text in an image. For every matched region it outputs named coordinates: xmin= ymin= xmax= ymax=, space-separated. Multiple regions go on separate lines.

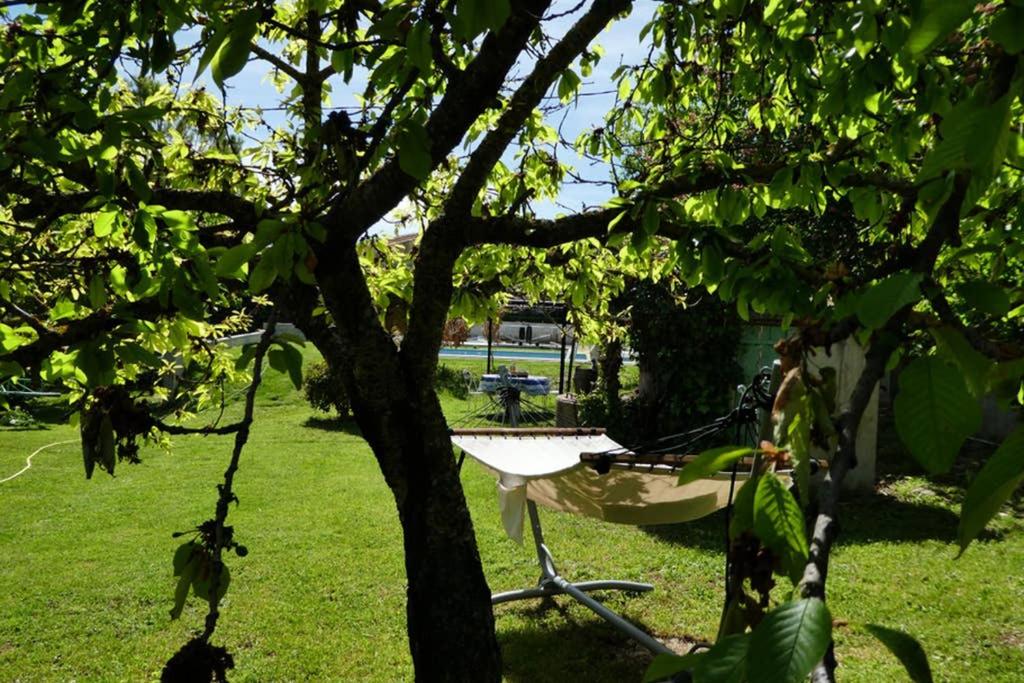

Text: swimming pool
xmin=438 ymin=345 xmax=587 ymax=363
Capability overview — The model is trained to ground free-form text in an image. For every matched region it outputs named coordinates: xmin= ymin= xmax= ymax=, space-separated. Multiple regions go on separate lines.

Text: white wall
xmin=807 ymin=339 xmax=879 ymax=493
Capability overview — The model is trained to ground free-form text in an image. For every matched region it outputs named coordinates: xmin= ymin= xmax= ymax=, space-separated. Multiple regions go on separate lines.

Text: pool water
xmin=438 ymin=345 xmax=587 ymax=363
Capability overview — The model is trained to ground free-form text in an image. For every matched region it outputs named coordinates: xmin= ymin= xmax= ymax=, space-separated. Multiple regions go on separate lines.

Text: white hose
xmin=0 ymin=439 xmax=77 ymax=484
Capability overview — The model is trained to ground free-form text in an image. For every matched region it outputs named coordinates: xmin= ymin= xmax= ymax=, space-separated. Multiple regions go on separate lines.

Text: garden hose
xmin=0 ymin=440 xmax=77 ymax=484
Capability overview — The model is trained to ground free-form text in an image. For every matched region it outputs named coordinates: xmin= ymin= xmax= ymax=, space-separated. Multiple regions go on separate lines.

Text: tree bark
xmin=599 ymin=338 xmax=623 ymax=414
xmin=313 ymin=242 xmax=502 ymax=681
xmin=395 ymin=401 xmax=501 ymax=682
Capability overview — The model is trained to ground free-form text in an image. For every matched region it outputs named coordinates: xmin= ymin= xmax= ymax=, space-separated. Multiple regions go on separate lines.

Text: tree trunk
xmin=396 ymin=404 xmax=501 ymax=681
xmin=341 ymin=352 xmax=503 ymax=682
xmin=599 ymin=338 xmax=623 ymax=414
xmin=310 ymin=244 xmax=503 ymax=681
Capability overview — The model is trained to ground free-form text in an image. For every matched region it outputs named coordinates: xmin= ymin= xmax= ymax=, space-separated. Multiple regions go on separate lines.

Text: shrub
xmin=627 ymin=281 xmax=743 ymax=438
xmin=575 ymin=390 xmax=608 ymax=428
xmin=0 ymin=406 xmax=38 ymax=428
xmin=303 ymin=361 xmax=350 ymax=418
xmin=435 ymin=364 xmax=470 ymax=399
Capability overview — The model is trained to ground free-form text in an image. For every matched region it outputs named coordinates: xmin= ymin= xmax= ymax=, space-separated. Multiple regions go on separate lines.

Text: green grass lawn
xmin=1 ymin=350 xmax=1022 ymax=681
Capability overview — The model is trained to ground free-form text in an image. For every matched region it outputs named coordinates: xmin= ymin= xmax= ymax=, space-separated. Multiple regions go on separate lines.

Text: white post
xmin=807 ymin=339 xmax=880 ymax=493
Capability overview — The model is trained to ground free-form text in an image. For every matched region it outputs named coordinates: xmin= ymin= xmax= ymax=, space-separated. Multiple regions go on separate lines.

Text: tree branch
xmin=445 ymin=0 xmax=632 ymax=216
xmin=321 ymin=0 xmax=553 ymax=246
xmin=2 ymin=299 xmax=172 ymax=372
xmin=250 ymin=43 xmax=307 ymax=84
xmin=802 ymin=169 xmax=971 ymax=682
xmin=8 ymin=185 xmax=259 ymax=225
xmin=201 ymin=313 xmax=277 ymax=642
xmin=921 ymin=279 xmax=1022 ymax=361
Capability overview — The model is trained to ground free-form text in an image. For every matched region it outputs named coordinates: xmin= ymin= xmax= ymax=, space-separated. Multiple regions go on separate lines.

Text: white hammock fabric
xmin=452 ymin=432 xmax=749 ymax=543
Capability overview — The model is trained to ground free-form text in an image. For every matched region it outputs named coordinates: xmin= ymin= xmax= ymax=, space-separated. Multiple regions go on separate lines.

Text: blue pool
xmin=438 ymin=345 xmax=587 ymax=363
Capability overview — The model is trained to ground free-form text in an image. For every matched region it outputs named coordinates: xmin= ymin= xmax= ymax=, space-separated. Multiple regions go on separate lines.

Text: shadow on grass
xmin=640 ymin=490 xmax=968 ymax=551
xmin=498 ymin=598 xmax=673 ymax=683
xmin=302 ymin=415 xmax=362 ymax=436
xmin=3 ymin=398 xmax=70 ymax=427
xmin=0 ymin=423 xmax=49 ymax=432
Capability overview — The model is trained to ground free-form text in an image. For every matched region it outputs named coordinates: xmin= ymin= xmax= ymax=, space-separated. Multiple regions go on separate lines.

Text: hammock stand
xmin=452 ymin=366 xmax=827 ymax=656
xmin=496 ymin=495 xmax=672 ymax=655
xmin=452 ymin=425 xmax=767 ymax=656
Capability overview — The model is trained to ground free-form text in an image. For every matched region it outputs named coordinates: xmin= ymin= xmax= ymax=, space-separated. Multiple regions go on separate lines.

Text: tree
xmin=1 ymin=1 xmax=1023 ymax=682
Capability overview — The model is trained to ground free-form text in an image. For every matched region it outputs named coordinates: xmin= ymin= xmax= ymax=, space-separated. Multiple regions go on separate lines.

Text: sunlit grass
xmin=1 ymin=348 xmax=1021 ymax=681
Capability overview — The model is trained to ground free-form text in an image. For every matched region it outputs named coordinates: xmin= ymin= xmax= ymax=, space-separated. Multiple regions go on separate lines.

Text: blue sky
xmin=6 ymin=1 xmax=658 ymax=228
xmin=195 ymin=1 xmax=659 ymax=227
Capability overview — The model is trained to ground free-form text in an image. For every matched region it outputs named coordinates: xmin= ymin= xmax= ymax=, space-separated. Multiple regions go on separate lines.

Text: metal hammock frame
xmin=451 ymin=366 xmax=801 ymax=656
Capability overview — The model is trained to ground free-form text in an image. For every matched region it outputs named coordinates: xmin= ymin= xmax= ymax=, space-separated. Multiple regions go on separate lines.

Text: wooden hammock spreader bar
xmin=579 ymin=451 xmax=831 ymax=471
xmin=450 ymin=427 xmax=606 ymax=436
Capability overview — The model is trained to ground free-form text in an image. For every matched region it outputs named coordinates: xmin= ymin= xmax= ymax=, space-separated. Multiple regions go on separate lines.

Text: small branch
xmin=921 ymin=279 xmax=1021 ymax=361
xmin=321 ymin=0 xmax=554 ymax=245
xmin=265 ymin=16 xmax=392 ymax=52
xmin=3 ymin=299 xmax=172 ymax=372
xmin=8 ymin=185 xmax=260 ymax=225
xmin=200 ymin=314 xmax=277 ymax=642
xmin=359 ymin=70 xmax=419 ymax=174
xmin=250 ymin=43 xmax=307 ymax=84
xmin=445 ymin=0 xmax=632 ymax=215
xmin=150 ymin=417 xmax=244 ymax=437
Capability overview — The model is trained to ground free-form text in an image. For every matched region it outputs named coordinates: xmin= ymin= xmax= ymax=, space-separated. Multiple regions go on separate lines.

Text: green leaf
xmin=124 ymin=157 xmax=152 ymax=201
xmin=270 ymin=342 xmax=303 ymax=390
xmin=894 ymin=356 xmax=982 ymax=474
xmin=161 ymin=210 xmax=194 ymax=230
xmin=481 ymin=0 xmax=511 ymax=31
xmin=194 ymin=25 xmax=229 ymax=81
xmin=747 ymin=599 xmax=831 ymax=683
xmin=116 ymin=343 xmax=161 ymax=368
xmin=956 ymin=280 xmax=1011 ymax=317
xmin=785 ymin=400 xmax=812 ymax=507
xmin=856 ymin=272 xmax=922 ymax=329
xmin=753 ymin=473 xmax=808 ymax=584
xmin=248 ymin=255 xmax=277 ymax=293
xmin=678 ymin=446 xmax=755 ymax=486
xmin=990 ymin=6 xmax=1024 ymax=54
xmin=957 ymin=427 xmax=1024 ymax=555
xmin=211 ymin=10 xmax=261 ymax=87
xmin=929 ymin=327 xmax=992 ymax=399
xmin=694 ymin=633 xmax=749 ymax=683
xmin=88 ymin=274 xmax=106 ymax=309
xmin=150 ymin=29 xmax=176 ymax=72
xmin=862 ymin=624 xmax=933 ymax=682
xmin=986 ymin=357 xmax=1024 ymax=403
xmin=642 ymin=652 xmax=701 ymax=683
xmin=557 ymin=68 xmax=581 ymax=103
xmin=777 ymin=8 xmax=808 ymax=40
xmin=234 ymin=344 xmax=257 ymax=371
xmin=133 ymin=209 xmax=158 ymax=247
xmin=641 ymin=200 xmax=661 ymax=236
xmin=905 ymin=0 xmax=974 ymax=58
xmin=406 ymin=21 xmax=433 ymax=72
xmin=918 ymin=93 xmax=1012 ymax=188
xmin=454 ymin=0 xmax=506 ymax=39
xmin=729 ymin=474 xmax=758 ymax=539
xmin=397 ymin=124 xmax=432 ymax=181
xmin=93 ymin=210 xmax=118 ymax=237
xmin=701 ymin=242 xmax=724 ymax=287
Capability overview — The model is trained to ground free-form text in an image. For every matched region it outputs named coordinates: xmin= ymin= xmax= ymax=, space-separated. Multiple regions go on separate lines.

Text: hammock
xmin=451 ymin=428 xmax=750 ymax=543
xmin=449 ymin=365 xmax=824 ymax=656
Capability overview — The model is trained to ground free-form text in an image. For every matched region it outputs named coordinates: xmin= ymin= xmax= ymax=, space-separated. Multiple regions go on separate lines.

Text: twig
xmin=200 ymin=313 xmax=277 ymax=641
